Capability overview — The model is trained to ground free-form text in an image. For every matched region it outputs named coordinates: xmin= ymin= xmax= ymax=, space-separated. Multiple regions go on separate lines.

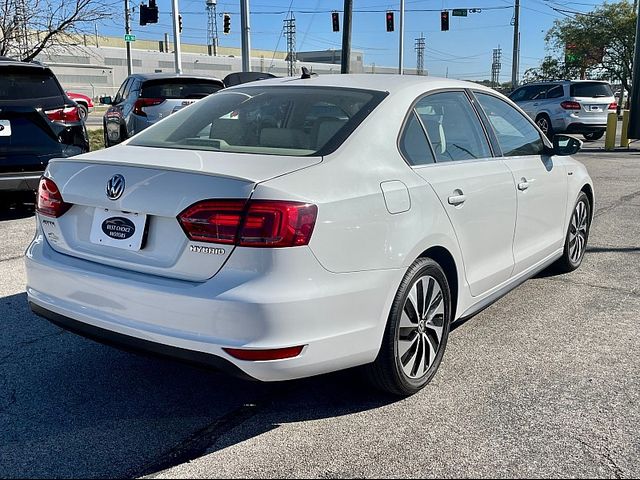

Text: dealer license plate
xmin=89 ymin=208 xmax=147 ymax=251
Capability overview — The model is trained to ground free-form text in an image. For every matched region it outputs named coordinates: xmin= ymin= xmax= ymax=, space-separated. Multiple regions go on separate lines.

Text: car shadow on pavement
xmin=0 ymin=292 xmax=398 ymax=479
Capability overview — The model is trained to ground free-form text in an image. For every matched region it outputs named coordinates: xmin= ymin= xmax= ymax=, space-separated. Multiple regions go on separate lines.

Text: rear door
xmin=569 ymin=81 xmax=615 ymax=125
xmin=474 ymin=92 xmax=567 ymax=274
xmin=409 ymin=91 xmax=517 ymax=297
xmin=137 ymin=78 xmax=224 ymax=124
xmin=0 ymin=66 xmax=70 ymax=174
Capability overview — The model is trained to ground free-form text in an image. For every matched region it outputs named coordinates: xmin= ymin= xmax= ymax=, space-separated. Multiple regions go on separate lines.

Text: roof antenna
xmin=301 ymin=66 xmax=317 ymax=79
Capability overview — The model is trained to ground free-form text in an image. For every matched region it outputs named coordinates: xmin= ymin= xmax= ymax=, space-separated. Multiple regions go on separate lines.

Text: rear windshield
xmin=129 ymin=86 xmax=387 ymax=156
xmin=570 ymin=82 xmax=613 ymax=98
xmin=0 ymin=67 xmax=62 ymax=100
xmin=141 ymin=78 xmax=223 ymax=99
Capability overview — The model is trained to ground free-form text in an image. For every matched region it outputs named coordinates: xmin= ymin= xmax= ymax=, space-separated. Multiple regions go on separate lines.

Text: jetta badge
xmin=106 ymin=174 xmax=125 ymax=200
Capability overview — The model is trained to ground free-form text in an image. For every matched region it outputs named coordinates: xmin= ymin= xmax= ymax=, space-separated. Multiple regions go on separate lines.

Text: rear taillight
xmin=36 ymin=177 xmax=71 ymax=218
xmin=560 ymin=101 xmax=582 ymax=110
xmin=133 ymin=98 xmax=164 ymax=116
xmin=45 ymin=106 xmax=81 ymax=123
xmin=177 ymin=199 xmax=318 ymax=248
xmin=608 ymin=102 xmax=618 ymax=110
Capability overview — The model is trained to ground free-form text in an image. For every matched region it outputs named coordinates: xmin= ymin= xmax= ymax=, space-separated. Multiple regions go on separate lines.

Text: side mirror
xmin=99 ymin=96 xmax=113 ymax=105
xmin=545 ymin=134 xmax=582 ymax=156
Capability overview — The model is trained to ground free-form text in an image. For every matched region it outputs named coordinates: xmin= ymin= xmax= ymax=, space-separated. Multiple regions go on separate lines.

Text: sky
xmin=96 ymin=0 xmax=614 ymax=82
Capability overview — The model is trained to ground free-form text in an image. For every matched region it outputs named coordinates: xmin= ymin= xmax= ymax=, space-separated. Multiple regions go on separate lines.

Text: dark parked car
xmin=99 ymin=73 xmax=224 ymax=147
xmin=0 ymin=57 xmax=89 ymax=207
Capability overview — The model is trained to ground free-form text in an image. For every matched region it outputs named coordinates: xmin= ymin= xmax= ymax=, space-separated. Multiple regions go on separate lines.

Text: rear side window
xmin=129 ymin=86 xmax=387 ymax=156
xmin=570 ymin=82 xmax=613 ymax=98
xmin=399 ymin=112 xmax=435 ymax=166
xmin=141 ymin=79 xmax=223 ymax=99
xmin=546 ymin=85 xmax=564 ymax=99
xmin=0 ymin=67 xmax=62 ymax=100
xmin=414 ymin=91 xmax=491 ymax=162
xmin=476 ymin=92 xmax=544 ymax=156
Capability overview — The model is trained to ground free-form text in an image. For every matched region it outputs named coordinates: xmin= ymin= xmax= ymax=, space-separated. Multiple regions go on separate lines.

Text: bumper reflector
xmin=223 ymin=345 xmax=305 ymax=361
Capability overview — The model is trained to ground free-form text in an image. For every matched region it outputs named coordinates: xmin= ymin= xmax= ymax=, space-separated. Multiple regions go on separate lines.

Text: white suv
xmin=509 ymin=80 xmax=616 ymax=141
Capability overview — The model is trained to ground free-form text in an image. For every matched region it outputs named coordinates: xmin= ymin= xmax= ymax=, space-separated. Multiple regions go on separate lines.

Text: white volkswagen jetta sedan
xmin=25 ymin=75 xmax=593 ymax=396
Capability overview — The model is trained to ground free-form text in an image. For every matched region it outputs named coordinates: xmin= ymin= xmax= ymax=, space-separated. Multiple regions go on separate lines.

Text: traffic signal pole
xmin=124 ymin=0 xmax=133 ymax=75
xmin=398 ymin=0 xmax=404 ymax=74
xmin=627 ymin=1 xmax=640 ymax=139
xmin=341 ymin=0 xmax=352 ymax=73
xmin=171 ymin=0 xmax=182 ymax=73
xmin=240 ymin=0 xmax=251 ymax=72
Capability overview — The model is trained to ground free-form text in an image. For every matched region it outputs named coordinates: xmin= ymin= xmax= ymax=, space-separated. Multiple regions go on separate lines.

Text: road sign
xmin=124 ymin=34 xmax=136 ymax=42
xmin=452 ymin=9 xmax=468 ymax=17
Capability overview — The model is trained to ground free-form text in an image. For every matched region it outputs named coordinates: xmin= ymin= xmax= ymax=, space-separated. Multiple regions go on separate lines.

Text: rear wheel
xmin=536 ymin=114 xmax=553 ymax=138
xmin=554 ymin=192 xmax=591 ymax=273
xmin=583 ymin=131 xmax=604 ymax=141
xmin=366 ymin=257 xmax=451 ymax=396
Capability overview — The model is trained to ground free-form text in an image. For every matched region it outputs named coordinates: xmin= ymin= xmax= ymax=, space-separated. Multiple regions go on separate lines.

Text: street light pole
xmin=627 ymin=1 xmax=640 ymax=138
xmin=399 ymin=0 xmax=404 ymax=74
xmin=341 ymin=0 xmax=352 ymax=73
xmin=240 ymin=0 xmax=251 ymax=71
xmin=171 ymin=0 xmax=182 ymax=73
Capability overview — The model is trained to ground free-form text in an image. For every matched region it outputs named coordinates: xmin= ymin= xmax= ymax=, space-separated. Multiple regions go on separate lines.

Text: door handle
xmin=448 ymin=194 xmax=466 ymax=206
xmin=518 ymin=180 xmax=529 ymax=191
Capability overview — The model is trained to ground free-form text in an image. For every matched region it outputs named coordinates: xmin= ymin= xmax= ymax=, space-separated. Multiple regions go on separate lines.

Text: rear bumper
xmin=30 ymin=302 xmax=253 ymax=379
xmin=0 ymin=172 xmax=42 ymax=192
xmin=25 ymin=233 xmax=402 ymax=382
xmin=564 ymin=122 xmax=607 ymax=134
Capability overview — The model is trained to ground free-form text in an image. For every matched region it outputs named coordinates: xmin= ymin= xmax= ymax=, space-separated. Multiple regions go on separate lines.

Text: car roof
xmin=518 ymin=80 xmax=610 ymax=87
xmin=0 ymin=57 xmax=52 ymax=71
xmin=129 ymin=72 xmax=224 ymax=83
xmin=224 ymin=73 xmax=496 ymax=96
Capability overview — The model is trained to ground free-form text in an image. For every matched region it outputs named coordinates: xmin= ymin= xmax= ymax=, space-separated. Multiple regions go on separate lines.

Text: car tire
xmin=583 ymin=131 xmax=605 ymax=141
xmin=536 ymin=114 xmax=553 ymax=138
xmin=103 ymin=125 xmax=110 ymax=148
xmin=77 ymin=104 xmax=89 ymax=121
xmin=554 ymin=191 xmax=591 ymax=273
xmin=365 ymin=257 xmax=451 ymax=396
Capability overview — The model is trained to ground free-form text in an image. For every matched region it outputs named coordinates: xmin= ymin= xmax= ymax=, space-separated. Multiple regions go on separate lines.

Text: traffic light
xmin=178 ymin=14 xmax=183 ymax=33
xmin=386 ymin=11 xmax=394 ymax=32
xmin=331 ymin=12 xmax=339 ymax=32
xmin=223 ymin=13 xmax=231 ymax=34
xmin=440 ymin=10 xmax=449 ymax=31
xmin=139 ymin=0 xmax=159 ymax=26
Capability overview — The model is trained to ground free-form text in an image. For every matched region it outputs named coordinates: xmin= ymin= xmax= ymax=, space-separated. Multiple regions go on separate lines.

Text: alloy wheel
xmin=397 ymin=275 xmax=445 ymax=379
xmin=537 ymin=117 xmax=549 ymax=135
xmin=569 ymin=199 xmax=588 ymax=263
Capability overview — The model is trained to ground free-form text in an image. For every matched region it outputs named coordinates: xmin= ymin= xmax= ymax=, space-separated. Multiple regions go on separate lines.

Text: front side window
xmin=113 ymin=79 xmax=131 ymax=104
xmin=129 ymin=86 xmax=387 ymax=156
xmin=476 ymin=92 xmax=544 ymax=157
xmin=413 ymin=91 xmax=491 ymax=162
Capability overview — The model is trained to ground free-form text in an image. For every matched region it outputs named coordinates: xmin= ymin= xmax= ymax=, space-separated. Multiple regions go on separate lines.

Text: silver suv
xmin=509 ymin=80 xmax=616 ymax=141
xmin=100 ymin=73 xmax=224 ymax=147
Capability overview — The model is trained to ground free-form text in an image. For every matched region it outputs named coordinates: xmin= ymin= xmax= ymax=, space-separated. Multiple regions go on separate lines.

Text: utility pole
xmin=399 ymin=0 xmax=405 ymax=74
xmin=171 ymin=0 xmax=182 ymax=73
xmin=124 ymin=0 xmax=133 ymax=75
xmin=415 ymin=34 xmax=425 ymax=76
xmin=628 ymin=1 xmax=640 ymax=138
xmin=491 ymin=46 xmax=502 ymax=88
xmin=240 ymin=0 xmax=251 ymax=71
xmin=511 ymin=0 xmax=520 ymax=89
xmin=284 ymin=14 xmax=296 ymax=76
xmin=341 ymin=0 xmax=352 ymax=73
xmin=164 ymin=32 xmax=169 ymax=53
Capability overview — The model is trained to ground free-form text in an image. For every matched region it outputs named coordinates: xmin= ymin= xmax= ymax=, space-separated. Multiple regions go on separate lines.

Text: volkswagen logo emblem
xmin=106 ymin=174 xmax=125 ymax=200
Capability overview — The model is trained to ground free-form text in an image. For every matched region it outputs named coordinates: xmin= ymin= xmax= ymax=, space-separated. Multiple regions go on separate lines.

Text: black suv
xmin=0 ymin=58 xmax=89 ymax=205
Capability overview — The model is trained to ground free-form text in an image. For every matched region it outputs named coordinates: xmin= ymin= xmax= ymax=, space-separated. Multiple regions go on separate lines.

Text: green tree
xmin=526 ymin=1 xmax=636 ymax=94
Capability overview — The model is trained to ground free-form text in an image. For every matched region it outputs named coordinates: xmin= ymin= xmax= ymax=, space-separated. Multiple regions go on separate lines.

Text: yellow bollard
xmin=604 ymin=111 xmax=617 ymax=151
xmin=620 ymin=110 xmax=630 ymax=148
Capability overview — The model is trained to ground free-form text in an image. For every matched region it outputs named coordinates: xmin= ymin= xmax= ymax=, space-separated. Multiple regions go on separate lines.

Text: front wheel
xmin=583 ymin=131 xmax=604 ymax=141
xmin=365 ymin=257 xmax=451 ymax=396
xmin=554 ymin=192 xmax=591 ymax=273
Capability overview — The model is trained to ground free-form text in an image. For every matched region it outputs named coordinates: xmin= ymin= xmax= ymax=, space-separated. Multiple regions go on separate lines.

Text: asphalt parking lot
xmin=1 ymin=144 xmax=639 ymax=478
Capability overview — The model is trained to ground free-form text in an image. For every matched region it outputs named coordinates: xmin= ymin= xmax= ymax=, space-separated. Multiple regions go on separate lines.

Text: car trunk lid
xmin=41 ymin=145 xmax=321 ymax=281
